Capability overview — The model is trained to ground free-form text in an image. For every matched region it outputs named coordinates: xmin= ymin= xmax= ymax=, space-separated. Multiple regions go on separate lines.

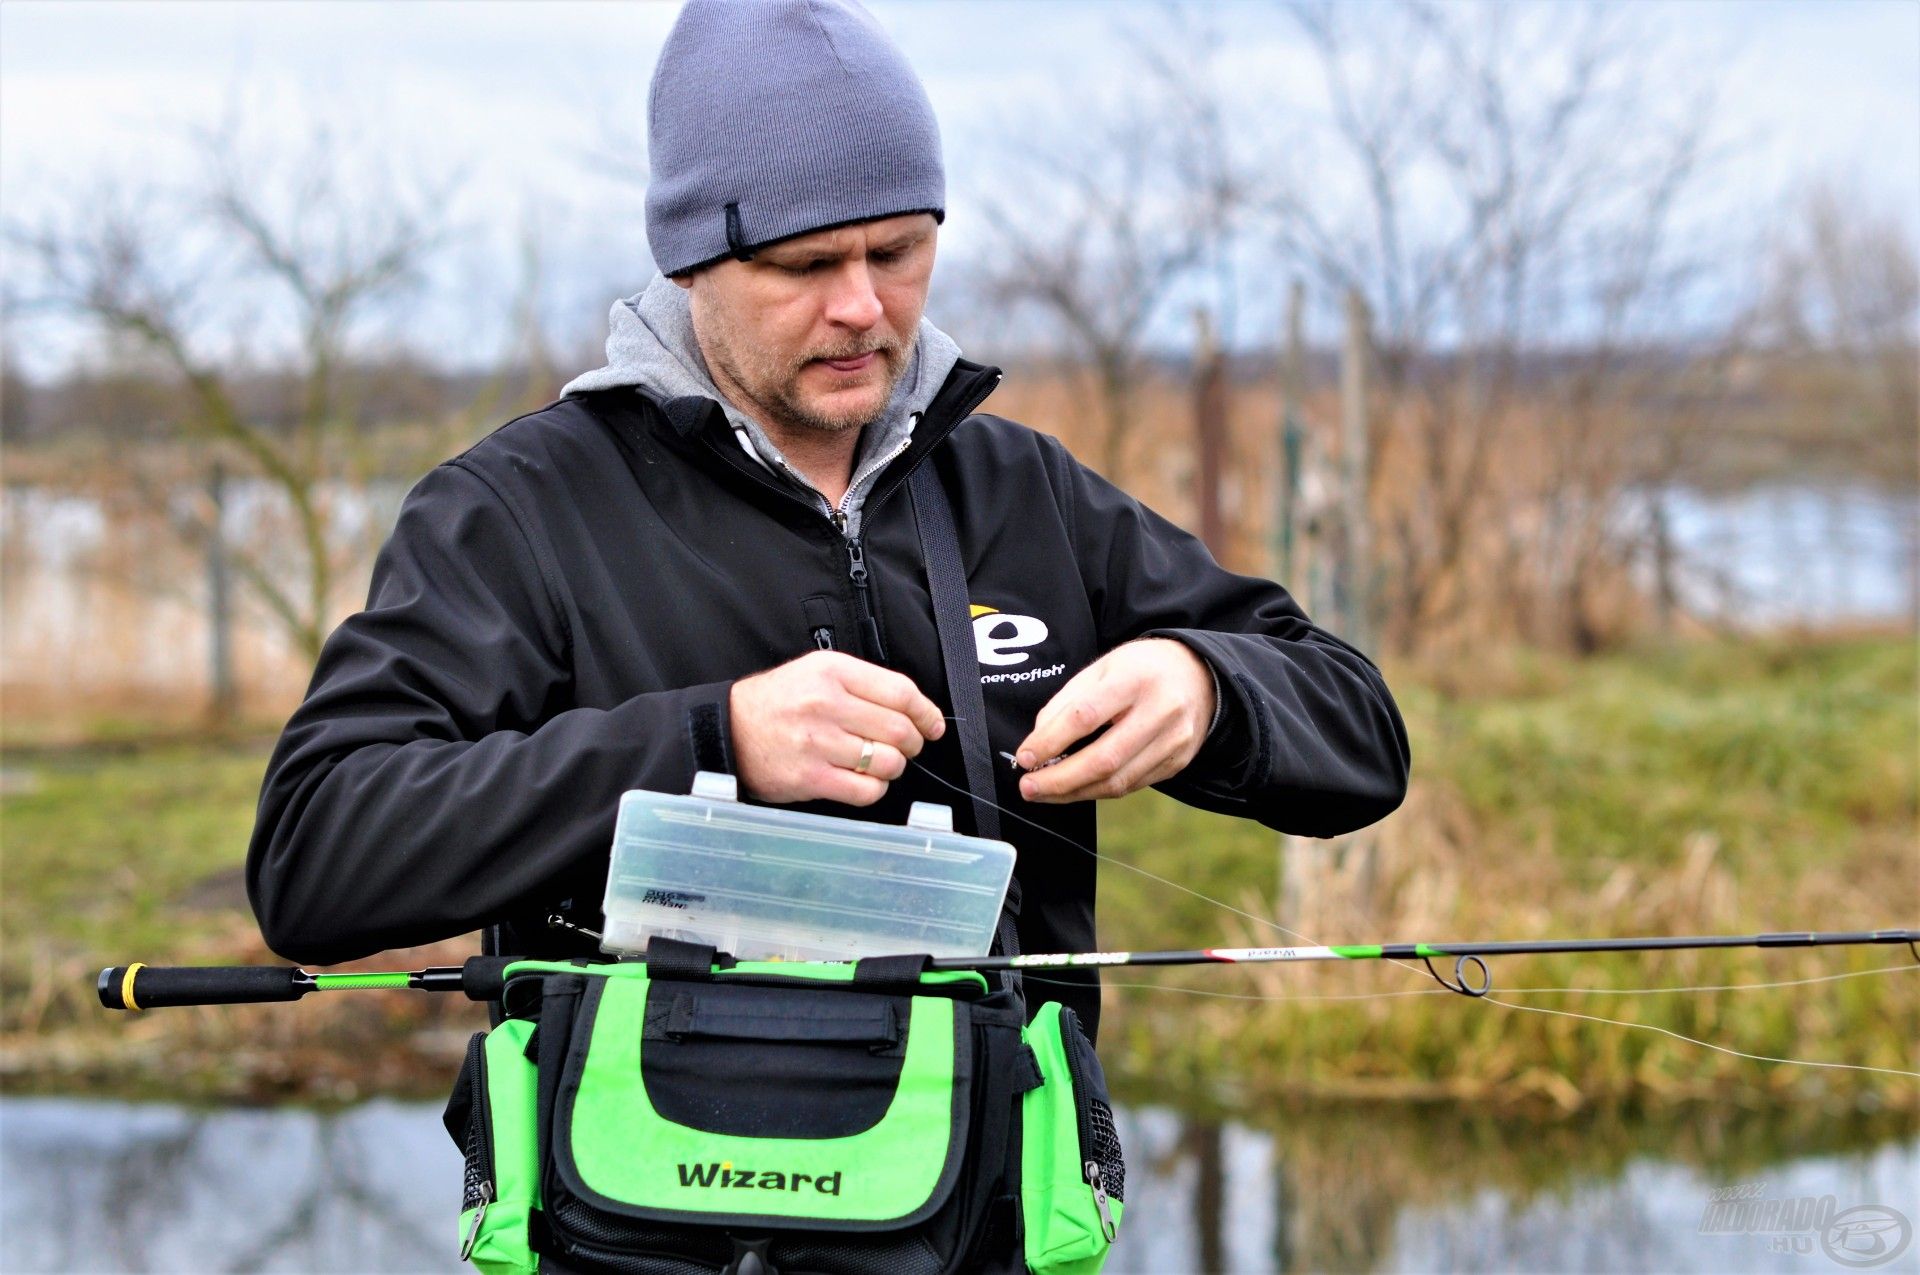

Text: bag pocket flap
xmin=553 ymin=972 xmax=972 ymax=1232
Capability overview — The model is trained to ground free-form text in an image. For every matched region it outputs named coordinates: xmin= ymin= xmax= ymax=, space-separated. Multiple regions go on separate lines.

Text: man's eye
xmin=779 ymin=259 xmax=826 ymax=275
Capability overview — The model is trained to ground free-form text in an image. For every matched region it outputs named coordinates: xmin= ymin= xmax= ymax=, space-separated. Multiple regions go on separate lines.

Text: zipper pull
xmin=1085 ymin=1160 xmax=1117 ymax=1242
xmin=461 ymin=1179 xmax=493 ymax=1260
xmin=844 ymin=533 xmax=887 ymax=660
xmin=831 ymin=509 xmax=848 ymax=534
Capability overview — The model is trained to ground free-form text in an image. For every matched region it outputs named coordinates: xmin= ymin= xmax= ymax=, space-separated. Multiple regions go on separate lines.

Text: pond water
xmin=2 ymin=1096 xmax=1913 ymax=1274
xmin=1 ymin=479 xmax=1913 ymax=707
xmin=1639 ymin=482 xmax=1918 ymax=626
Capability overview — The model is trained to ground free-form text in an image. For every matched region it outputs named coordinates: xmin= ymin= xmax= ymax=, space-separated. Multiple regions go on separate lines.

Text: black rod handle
xmin=97 ymin=964 xmax=307 ymax=1010
xmin=455 ymin=956 xmax=515 ymax=1002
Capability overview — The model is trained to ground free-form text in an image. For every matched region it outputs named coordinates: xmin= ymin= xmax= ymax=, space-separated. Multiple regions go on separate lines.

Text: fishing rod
xmin=974 ymin=929 xmax=1920 ymax=997
xmin=97 ymin=927 xmax=1919 ymax=1010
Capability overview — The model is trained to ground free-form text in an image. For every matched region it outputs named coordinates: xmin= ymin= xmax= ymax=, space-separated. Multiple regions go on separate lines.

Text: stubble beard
xmin=700 ymin=305 xmax=907 ymax=438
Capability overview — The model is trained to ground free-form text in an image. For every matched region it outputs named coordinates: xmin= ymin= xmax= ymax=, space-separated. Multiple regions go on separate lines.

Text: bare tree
xmin=1269 ymin=0 xmax=1725 ymax=652
xmin=1754 ymin=182 xmax=1919 ymax=481
xmin=967 ymin=11 xmax=1247 ymax=483
xmin=1749 ymin=181 xmax=1920 ymax=625
xmin=11 ymin=124 xmax=453 ymax=664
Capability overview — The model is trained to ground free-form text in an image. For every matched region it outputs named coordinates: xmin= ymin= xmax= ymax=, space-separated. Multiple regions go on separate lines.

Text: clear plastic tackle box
xmin=599 ymin=771 xmax=1017 ymax=962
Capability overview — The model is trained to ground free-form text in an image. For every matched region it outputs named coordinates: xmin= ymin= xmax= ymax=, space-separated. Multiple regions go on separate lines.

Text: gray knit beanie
xmin=645 ymin=0 xmax=946 ymax=277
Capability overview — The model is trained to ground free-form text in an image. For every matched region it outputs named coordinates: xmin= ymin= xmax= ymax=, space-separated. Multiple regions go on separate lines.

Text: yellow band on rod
xmin=121 ymin=962 xmax=146 ymax=1012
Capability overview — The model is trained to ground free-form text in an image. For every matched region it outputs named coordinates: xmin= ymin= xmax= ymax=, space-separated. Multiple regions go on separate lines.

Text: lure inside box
xmin=600 ymin=771 xmax=1017 ymax=961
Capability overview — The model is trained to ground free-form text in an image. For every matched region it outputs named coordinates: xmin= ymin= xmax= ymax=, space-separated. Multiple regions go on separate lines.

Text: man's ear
xmin=671 ymin=273 xmax=694 ymax=291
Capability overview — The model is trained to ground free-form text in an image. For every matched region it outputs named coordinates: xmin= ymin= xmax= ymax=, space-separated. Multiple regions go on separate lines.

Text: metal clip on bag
xmin=443 ymin=938 xmax=1049 ymax=1274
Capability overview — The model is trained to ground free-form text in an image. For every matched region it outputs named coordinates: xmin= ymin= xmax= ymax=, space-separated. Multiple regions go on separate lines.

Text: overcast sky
xmin=3 ymin=0 xmax=1916 ymax=374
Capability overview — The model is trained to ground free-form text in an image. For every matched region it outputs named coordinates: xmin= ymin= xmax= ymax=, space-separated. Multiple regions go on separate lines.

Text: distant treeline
xmin=7 ymin=343 xmax=1911 ymax=494
xmin=1 ymin=356 xmax=551 ymax=452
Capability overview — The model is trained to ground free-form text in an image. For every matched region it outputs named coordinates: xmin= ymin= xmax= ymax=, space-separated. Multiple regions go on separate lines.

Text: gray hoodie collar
xmin=561 ymin=276 xmax=963 ymax=533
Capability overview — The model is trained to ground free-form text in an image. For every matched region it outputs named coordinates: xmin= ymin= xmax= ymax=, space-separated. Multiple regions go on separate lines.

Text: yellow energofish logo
xmin=969 ymin=604 xmax=1050 ymax=668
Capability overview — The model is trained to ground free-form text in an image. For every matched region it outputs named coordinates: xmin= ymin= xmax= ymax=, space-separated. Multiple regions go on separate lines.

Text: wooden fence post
xmin=1340 ymin=288 xmax=1373 ymax=652
xmin=1274 ymin=280 xmax=1306 ymax=587
xmin=206 ymin=461 xmax=237 ymax=724
xmin=1275 ymin=281 xmax=1307 ymax=910
xmin=1193 ymin=308 xmax=1229 ymax=562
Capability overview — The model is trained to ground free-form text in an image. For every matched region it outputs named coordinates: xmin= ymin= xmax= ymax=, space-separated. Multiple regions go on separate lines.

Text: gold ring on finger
xmin=854 ymin=737 xmax=878 ymax=774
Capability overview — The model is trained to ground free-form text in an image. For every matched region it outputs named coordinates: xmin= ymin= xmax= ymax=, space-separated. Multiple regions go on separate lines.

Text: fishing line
xmin=1500 ymin=965 xmax=1920 ymax=996
xmin=1031 ymin=963 xmax=1918 ymax=1004
xmin=906 ymin=757 xmax=1359 ymax=956
xmin=909 ymin=757 xmax=1919 ymax=1077
xmin=1481 ymin=996 xmax=1920 ymax=1080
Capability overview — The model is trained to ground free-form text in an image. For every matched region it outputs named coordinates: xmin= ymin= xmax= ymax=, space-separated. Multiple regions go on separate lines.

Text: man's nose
xmin=822 ymin=259 xmax=884 ymax=330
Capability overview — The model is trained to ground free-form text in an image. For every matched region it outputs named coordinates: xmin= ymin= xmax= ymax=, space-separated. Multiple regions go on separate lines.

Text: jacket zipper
xmin=825 ymin=374 xmax=999 ymax=663
xmin=1059 ymin=1007 xmax=1117 ymax=1241
xmin=859 ymin=373 xmax=1001 ymax=518
xmin=694 ymin=369 xmax=1000 ymax=526
xmin=693 ymin=367 xmax=1004 ymax=664
xmin=833 ymin=510 xmax=887 ymax=661
xmin=693 ymin=440 xmax=884 ymax=659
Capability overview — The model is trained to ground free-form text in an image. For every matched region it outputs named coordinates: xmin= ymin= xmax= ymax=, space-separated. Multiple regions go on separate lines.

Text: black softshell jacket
xmin=247 ymin=359 xmax=1410 ymax=1036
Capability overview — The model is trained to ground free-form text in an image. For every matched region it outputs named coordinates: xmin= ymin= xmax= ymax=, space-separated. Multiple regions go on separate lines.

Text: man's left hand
xmin=1013 ymin=638 xmax=1216 ymax=804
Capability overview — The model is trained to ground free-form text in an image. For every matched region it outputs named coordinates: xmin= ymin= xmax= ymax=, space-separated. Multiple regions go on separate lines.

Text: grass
xmin=1 ymin=631 xmax=1914 ymax=1108
xmin=1093 ymin=632 xmax=1919 ymax=1110
xmin=1 ymin=743 xmax=266 ymax=960
xmin=0 ymin=742 xmax=488 ymax=1101
xmin=1428 ymin=637 xmax=1916 ymax=880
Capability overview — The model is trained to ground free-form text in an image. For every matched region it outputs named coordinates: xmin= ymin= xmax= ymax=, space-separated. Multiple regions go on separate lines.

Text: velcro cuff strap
xmin=686 ymin=699 xmax=730 ymax=776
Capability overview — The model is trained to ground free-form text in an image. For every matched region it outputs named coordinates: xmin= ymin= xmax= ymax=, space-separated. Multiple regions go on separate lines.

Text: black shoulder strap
xmin=908 ymin=464 xmax=1001 ymax=842
xmin=908 ymin=462 xmax=1021 ymax=963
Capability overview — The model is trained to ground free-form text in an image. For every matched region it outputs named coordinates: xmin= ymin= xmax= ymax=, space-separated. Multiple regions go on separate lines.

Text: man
xmin=246 ymin=0 xmax=1410 ymax=1040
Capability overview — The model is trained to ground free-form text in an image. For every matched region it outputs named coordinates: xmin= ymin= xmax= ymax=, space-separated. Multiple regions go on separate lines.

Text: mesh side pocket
xmin=443 ymin=1031 xmax=492 ymax=1213
xmin=1062 ymin=1013 xmax=1126 ymax=1208
xmin=461 ymin=1112 xmax=490 ymax=1213
xmin=1086 ymin=1099 xmax=1125 ymax=1204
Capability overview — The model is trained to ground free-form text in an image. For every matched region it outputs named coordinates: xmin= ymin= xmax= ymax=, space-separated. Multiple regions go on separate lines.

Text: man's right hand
xmin=728 ymin=651 xmax=946 ymax=805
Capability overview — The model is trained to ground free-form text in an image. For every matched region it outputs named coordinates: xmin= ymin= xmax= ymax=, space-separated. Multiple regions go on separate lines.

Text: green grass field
xmin=2 ymin=633 xmax=1914 ymax=1107
xmin=1094 ymin=634 xmax=1919 ymax=1108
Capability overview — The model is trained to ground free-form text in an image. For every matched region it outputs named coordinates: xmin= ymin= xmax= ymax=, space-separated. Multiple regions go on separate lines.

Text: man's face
xmin=680 ymin=212 xmax=938 ymax=437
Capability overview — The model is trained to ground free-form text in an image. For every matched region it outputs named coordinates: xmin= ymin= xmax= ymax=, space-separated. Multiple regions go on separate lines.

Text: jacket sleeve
xmin=246 ymin=461 xmax=734 ymax=964
xmin=1044 ymin=437 xmax=1410 ymax=837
